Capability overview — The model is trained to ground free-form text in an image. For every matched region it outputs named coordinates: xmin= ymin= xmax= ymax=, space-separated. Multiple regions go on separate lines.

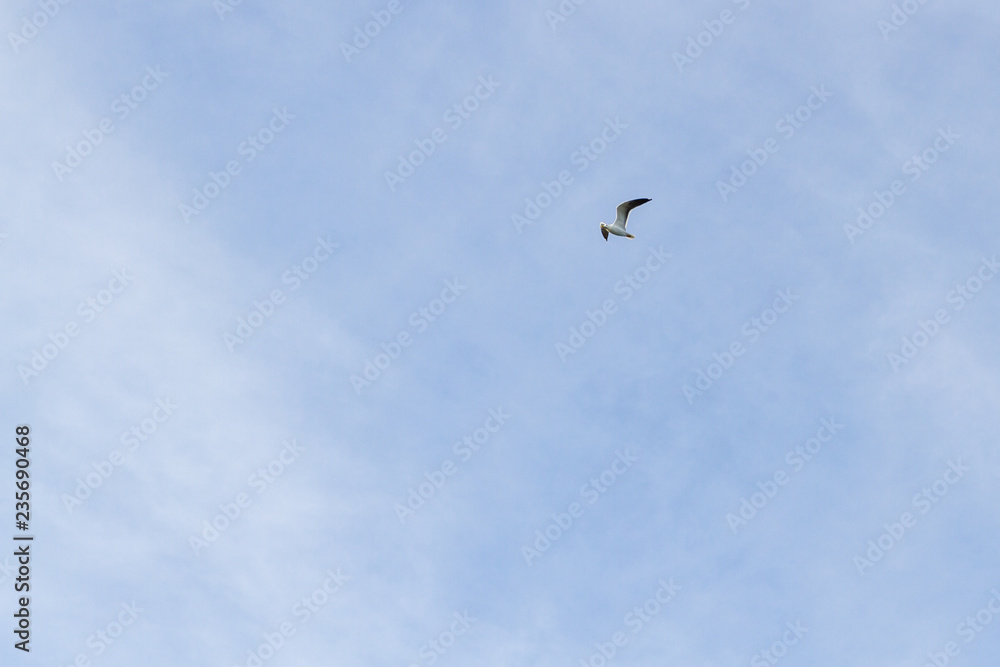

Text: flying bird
xmin=600 ymin=198 xmax=651 ymax=241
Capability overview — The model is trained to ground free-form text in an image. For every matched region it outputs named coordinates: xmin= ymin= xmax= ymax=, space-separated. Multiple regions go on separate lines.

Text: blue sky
xmin=3 ymin=0 xmax=1000 ymax=665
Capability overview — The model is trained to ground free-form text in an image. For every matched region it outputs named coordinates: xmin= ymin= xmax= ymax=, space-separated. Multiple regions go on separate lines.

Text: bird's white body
xmin=600 ymin=223 xmax=634 ymax=239
xmin=601 ymin=198 xmax=651 ymax=241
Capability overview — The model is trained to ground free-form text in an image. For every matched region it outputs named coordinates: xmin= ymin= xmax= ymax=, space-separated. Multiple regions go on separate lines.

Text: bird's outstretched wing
xmin=615 ymin=198 xmax=652 ymax=228
xmin=602 ymin=226 xmax=609 ymax=241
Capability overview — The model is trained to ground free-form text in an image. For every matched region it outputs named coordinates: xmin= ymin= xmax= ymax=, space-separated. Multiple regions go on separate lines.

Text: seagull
xmin=600 ymin=198 xmax=651 ymax=241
